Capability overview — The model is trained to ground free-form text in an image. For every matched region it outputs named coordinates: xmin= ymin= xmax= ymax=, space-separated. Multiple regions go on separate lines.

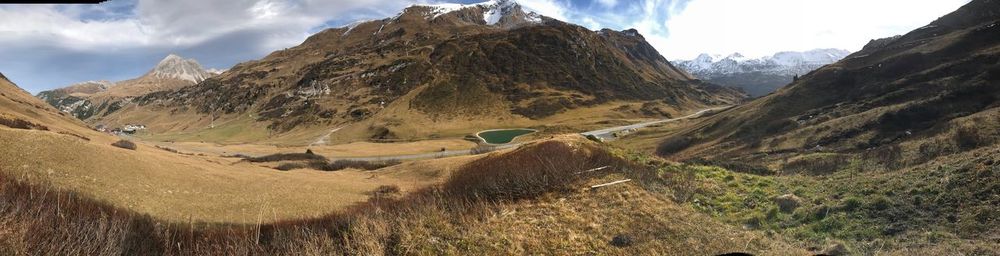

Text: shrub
xmin=688 ymin=158 xmax=774 ymax=175
xmin=327 ymin=160 xmax=401 ymax=171
xmin=781 ymin=154 xmax=849 ymax=175
xmin=444 ymin=141 xmax=631 ymax=201
xmin=111 ymin=140 xmax=137 ymax=150
xmin=368 ymin=185 xmax=401 ymax=200
xmin=954 ymin=126 xmax=986 ymax=150
xmin=840 ymin=197 xmax=863 ymax=212
xmin=470 ymin=145 xmax=501 ymax=155
xmin=274 ymin=163 xmax=305 ymax=171
xmin=0 ymin=114 xmax=48 ymax=130
xmin=246 ymin=153 xmax=327 ymax=163
xmin=657 ymin=135 xmax=693 ymax=155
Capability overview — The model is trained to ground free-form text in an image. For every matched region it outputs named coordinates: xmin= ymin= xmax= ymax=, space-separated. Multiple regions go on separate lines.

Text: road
xmin=327 ymin=143 xmax=521 ymax=162
xmin=133 ymin=106 xmax=728 ymax=163
xmin=580 ymin=106 xmax=731 ymax=141
xmin=330 ymin=106 xmax=729 ymax=162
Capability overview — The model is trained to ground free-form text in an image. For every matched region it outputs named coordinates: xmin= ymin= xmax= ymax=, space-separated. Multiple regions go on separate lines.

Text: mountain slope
xmin=35 ymin=54 xmax=214 ymax=121
xmin=672 ymin=49 xmax=851 ymax=97
xmin=111 ymin=0 xmax=742 ymax=144
xmin=647 ymin=1 xmax=1000 ymax=251
xmin=659 ymin=0 xmax=1000 ymax=163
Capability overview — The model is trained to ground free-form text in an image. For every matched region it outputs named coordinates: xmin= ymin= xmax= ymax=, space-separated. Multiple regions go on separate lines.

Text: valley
xmin=0 ymin=0 xmax=997 ymax=255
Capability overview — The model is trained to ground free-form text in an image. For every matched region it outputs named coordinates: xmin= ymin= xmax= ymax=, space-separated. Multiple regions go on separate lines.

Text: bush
xmin=246 ymin=153 xmax=327 ymax=163
xmin=327 ymin=160 xmax=401 ymax=171
xmin=444 ymin=141 xmax=631 ymax=201
xmin=470 ymin=145 xmax=501 ymax=155
xmin=657 ymin=136 xmax=693 ymax=155
xmin=111 ymin=140 xmax=137 ymax=150
xmin=368 ymin=185 xmax=401 ymax=199
xmin=0 ymin=114 xmax=48 ymax=130
xmin=781 ymin=154 xmax=849 ymax=175
xmin=954 ymin=126 xmax=986 ymax=150
xmin=274 ymin=163 xmax=306 ymax=171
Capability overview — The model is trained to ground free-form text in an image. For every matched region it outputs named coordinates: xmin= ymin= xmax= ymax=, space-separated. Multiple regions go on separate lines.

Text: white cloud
xmin=659 ymin=0 xmax=971 ymax=60
xmin=0 ymin=0 xmax=976 ymax=93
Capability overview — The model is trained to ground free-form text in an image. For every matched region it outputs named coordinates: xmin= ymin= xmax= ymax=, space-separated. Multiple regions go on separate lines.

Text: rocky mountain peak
xmin=406 ymin=0 xmax=543 ymax=28
xmin=672 ymin=49 xmax=851 ymax=97
xmin=149 ymin=54 xmax=212 ymax=83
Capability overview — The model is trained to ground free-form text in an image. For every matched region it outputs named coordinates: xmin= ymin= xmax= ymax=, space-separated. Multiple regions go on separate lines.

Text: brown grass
xmin=0 ymin=140 xmax=603 ymax=254
xmin=0 ymin=138 xmax=803 ymax=255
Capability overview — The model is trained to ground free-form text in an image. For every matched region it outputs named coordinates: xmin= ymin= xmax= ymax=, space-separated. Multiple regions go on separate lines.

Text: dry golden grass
xmin=0 ymin=136 xmax=809 ymax=255
xmin=142 ymin=138 xmax=477 ymax=158
xmin=0 ymin=127 xmax=472 ymax=223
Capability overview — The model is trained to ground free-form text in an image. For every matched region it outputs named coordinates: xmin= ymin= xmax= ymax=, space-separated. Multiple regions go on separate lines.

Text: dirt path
xmin=580 ymin=106 xmax=731 ymax=141
xmin=309 ymin=126 xmax=344 ymax=147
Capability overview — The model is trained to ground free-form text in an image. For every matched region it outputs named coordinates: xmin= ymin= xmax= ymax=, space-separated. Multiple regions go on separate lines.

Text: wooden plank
xmin=574 ymin=166 xmax=610 ymax=175
xmin=589 ymin=179 xmax=632 ymax=189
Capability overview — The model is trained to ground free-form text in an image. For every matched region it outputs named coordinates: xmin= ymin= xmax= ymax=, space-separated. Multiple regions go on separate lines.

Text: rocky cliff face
xmin=673 ymin=49 xmax=851 ymax=97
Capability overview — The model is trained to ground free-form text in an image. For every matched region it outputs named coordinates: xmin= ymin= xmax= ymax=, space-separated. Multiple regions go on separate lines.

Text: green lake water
xmin=477 ymin=129 xmax=536 ymax=144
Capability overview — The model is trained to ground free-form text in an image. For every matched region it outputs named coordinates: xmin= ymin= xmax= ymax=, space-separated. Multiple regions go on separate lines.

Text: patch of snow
xmin=341 ymin=19 xmax=374 ymax=36
xmin=673 ymin=49 xmax=851 ymax=78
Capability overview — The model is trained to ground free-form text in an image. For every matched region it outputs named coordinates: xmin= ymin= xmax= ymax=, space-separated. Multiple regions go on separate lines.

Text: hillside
xmin=36 ymin=54 xmax=214 ymax=122
xmin=106 ymin=0 xmax=743 ymax=144
xmin=659 ymin=0 xmax=1000 ymax=165
xmin=672 ymin=49 xmax=851 ymax=97
xmin=643 ymin=0 xmax=1000 ymax=252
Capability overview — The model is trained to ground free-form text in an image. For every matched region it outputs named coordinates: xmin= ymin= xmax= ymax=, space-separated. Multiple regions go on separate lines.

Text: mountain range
xmin=93 ymin=0 xmax=742 ymax=143
xmin=660 ymin=0 xmax=999 ymax=166
xmin=36 ymin=54 xmax=217 ymax=121
xmin=672 ymin=49 xmax=851 ymax=97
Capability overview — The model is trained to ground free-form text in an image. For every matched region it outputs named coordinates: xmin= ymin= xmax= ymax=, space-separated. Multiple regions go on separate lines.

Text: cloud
xmin=0 ymin=0 xmax=974 ymax=93
xmin=659 ymin=0 xmax=971 ymax=60
xmin=0 ymin=0 xmax=422 ymax=93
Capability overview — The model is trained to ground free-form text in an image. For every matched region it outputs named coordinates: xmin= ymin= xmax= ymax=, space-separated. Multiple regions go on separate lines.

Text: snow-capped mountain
xmin=149 ymin=54 xmax=213 ymax=83
xmin=673 ymin=49 xmax=851 ymax=97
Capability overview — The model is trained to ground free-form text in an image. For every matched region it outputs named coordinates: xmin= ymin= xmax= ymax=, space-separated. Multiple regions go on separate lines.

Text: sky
xmin=0 ymin=0 xmax=971 ymax=93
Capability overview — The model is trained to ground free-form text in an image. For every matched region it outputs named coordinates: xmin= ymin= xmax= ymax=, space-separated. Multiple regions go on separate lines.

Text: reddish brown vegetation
xmin=0 ymin=115 xmax=48 ymax=131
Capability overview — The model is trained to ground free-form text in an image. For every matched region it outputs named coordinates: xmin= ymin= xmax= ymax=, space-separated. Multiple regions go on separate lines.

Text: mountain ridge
xmin=35 ymin=54 xmax=216 ymax=121
xmin=672 ymin=49 xmax=850 ymax=97
xmin=107 ymin=0 xmax=742 ymax=143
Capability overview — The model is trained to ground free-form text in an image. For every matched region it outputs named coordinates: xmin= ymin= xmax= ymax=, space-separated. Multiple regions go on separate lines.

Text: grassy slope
xmin=0 ymin=137 xmax=808 ymax=255
xmin=0 ymin=77 xmax=463 ymax=223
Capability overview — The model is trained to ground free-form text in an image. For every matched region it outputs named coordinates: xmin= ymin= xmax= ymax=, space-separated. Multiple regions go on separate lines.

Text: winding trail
xmin=309 ymin=126 xmax=344 ymax=147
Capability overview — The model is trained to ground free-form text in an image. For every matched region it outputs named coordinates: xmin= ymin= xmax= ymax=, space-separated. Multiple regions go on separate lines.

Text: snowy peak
xmin=672 ymin=49 xmax=852 ymax=97
xmin=148 ymin=54 xmax=213 ymax=83
xmin=409 ymin=0 xmax=543 ymax=27
xmin=673 ymin=49 xmax=851 ymax=77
